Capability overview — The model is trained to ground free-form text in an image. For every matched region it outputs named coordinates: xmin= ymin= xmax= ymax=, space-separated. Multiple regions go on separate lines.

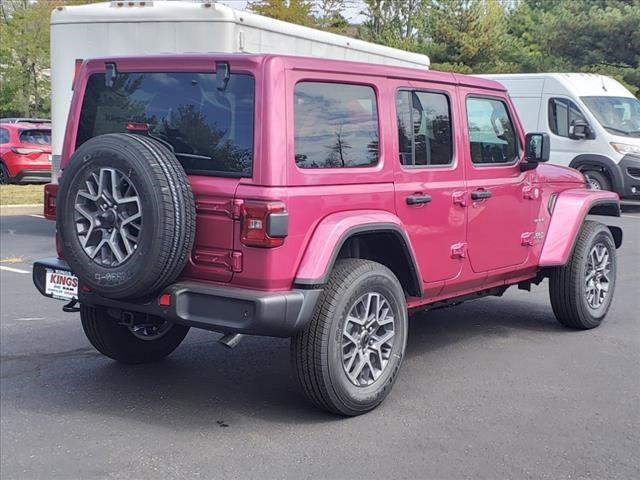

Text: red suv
xmin=0 ymin=122 xmax=52 ymax=184
xmin=33 ymin=55 xmax=623 ymax=415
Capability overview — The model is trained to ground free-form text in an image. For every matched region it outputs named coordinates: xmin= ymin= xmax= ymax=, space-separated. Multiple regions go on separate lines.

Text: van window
xmin=466 ymin=97 xmax=517 ymax=165
xmin=0 ymin=128 xmax=8 ymax=144
xmin=76 ymin=72 xmax=255 ymax=177
xmin=294 ymin=82 xmax=379 ymax=169
xmin=396 ymin=90 xmax=453 ymax=167
xmin=548 ymin=98 xmax=587 ymax=137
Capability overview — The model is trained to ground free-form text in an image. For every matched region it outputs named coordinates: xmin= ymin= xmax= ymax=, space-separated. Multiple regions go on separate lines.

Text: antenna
xmin=601 ymin=75 xmax=607 ymax=92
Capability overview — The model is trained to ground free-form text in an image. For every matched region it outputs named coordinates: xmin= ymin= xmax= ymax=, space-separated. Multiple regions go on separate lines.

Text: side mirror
xmin=521 ymin=133 xmax=550 ymax=171
xmin=568 ymin=119 xmax=594 ymax=140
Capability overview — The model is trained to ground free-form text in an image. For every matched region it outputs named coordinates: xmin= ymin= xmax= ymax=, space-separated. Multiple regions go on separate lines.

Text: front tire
xmin=549 ymin=221 xmax=617 ymax=329
xmin=81 ymin=304 xmax=190 ymax=364
xmin=291 ymin=259 xmax=408 ymax=416
xmin=584 ymin=170 xmax=612 ymax=192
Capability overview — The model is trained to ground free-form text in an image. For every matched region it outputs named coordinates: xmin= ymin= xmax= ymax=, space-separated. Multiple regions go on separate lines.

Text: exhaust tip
xmin=219 ymin=333 xmax=243 ymax=349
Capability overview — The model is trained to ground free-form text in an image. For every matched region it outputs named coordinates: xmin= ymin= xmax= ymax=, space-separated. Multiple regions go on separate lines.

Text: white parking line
xmin=0 ymin=265 xmax=30 ymax=274
xmin=29 ymin=214 xmax=45 ymax=219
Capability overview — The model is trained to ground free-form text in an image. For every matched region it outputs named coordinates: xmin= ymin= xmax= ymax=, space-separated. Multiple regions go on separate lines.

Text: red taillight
xmin=72 ymin=59 xmax=83 ymax=90
xmin=11 ymin=147 xmax=43 ymax=155
xmin=44 ymin=183 xmax=58 ymax=220
xmin=240 ymin=201 xmax=287 ymax=248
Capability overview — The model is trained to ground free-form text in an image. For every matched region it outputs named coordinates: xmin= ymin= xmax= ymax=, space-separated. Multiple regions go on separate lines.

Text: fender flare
xmin=294 ymin=210 xmax=423 ymax=296
xmin=569 ymin=154 xmax=623 ymax=193
xmin=539 ymin=188 xmax=622 ymax=267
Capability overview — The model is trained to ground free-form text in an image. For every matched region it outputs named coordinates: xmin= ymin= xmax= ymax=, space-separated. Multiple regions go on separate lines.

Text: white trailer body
xmin=50 ymin=0 xmax=430 ymax=172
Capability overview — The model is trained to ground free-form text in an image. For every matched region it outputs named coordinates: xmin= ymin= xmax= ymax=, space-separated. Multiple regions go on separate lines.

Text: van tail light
xmin=44 ymin=183 xmax=59 ymax=220
xmin=240 ymin=201 xmax=288 ymax=248
xmin=72 ymin=59 xmax=83 ymax=90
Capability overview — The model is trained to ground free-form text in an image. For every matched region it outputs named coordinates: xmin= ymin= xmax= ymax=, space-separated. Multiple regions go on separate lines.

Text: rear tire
xmin=291 ymin=259 xmax=408 ymax=416
xmin=81 ymin=304 xmax=189 ymax=364
xmin=549 ymin=221 xmax=617 ymax=329
xmin=584 ymin=170 xmax=612 ymax=191
xmin=57 ymin=134 xmax=195 ymax=299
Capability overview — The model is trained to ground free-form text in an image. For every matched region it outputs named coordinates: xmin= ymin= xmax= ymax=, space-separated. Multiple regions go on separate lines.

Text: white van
xmin=480 ymin=73 xmax=640 ymax=199
xmin=49 ymin=0 xmax=430 ymax=180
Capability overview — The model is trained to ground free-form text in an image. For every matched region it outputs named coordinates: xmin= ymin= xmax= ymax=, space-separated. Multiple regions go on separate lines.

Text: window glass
xmin=0 ymin=128 xmax=8 ymax=144
xmin=77 ymin=72 xmax=255 ymax=177
xmin=396 ymin=90 xmax=453 ymax=166
xmin=581 ymin=96 xmax=640 ymax=137
xmin=19 ymin=129 xmax=51 ymax=145
xmin=548 ymin=98 xmax=587 ymax=137
xmin=294 ymin=82 xmax=378 ymax=169
xmin=466 ymin=97 xmax=517 ymax=165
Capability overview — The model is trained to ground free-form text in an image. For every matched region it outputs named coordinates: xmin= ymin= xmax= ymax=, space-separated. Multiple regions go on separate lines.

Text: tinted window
xmin=0 ymin=128 xmax=8 ymax=144
xmin=294 ymin=82 xmax=378 ymax=169
xmin=466 ymin=97 xmax=517 ymax=165
xmin=548 ymin=98 xmax=587 ymax=137
xmin=19 ymin=129 xmax=51 ymax=145
xmin=77 ymin=72 xmax=255 ymax=177
xmin=397 ymin=90 xmax=453 ymax=166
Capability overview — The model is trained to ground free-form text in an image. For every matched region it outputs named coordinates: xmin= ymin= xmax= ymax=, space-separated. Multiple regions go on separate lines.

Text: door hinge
xmin=452 ymin=190 xmax=467 ymax=207
xmin=522 ymin=185 xmax=540 ymax=200
xmin=195 ymin=199 xmax=243 ymax=219
xmin=450 ymin=242 xmax=467 ymax=259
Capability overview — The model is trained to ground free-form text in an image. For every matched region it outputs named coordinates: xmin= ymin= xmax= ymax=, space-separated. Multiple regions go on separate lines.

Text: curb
xmin=0 ymin=204 xmax=43 ymax=216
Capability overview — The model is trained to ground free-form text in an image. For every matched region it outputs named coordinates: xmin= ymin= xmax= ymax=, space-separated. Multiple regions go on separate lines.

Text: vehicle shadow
xmin=6 ymin=294 xmax=567 ymax=428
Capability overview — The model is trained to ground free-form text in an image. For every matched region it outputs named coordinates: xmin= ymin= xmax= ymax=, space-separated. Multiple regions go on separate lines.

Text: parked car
xmin=33 ymin=55 xmax=622 ymax=416
xmin=478 ymin=73 xmax=640 ymax=199
xmin=0 ymin=122 xmax=52 ymax=184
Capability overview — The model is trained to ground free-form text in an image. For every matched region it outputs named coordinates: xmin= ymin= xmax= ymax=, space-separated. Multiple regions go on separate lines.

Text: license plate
xmin=45 ymin=268 xmax=78 ymax=301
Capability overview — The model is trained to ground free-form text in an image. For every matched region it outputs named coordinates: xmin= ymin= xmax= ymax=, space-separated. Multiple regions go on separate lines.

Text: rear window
xmin=76 ymin=72 xmax=255 ymax=177
xmin=19 ymin=129 xmax=51 ymax=145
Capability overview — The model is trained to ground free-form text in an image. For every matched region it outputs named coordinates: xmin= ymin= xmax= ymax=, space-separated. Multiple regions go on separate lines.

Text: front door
xmin=393 ymin=83 xmax=467 ymax=284
xmin=462 ymin=93 xmax=533 ymax=273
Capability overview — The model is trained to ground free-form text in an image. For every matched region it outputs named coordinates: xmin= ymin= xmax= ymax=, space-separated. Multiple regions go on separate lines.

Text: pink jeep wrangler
xmin=33 ymin=55 xmax=623 ymax=415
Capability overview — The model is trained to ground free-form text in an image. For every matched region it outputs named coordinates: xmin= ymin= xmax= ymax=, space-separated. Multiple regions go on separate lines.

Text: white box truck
xmin=479 ymin=73 xmax=640 ymax=199
xmin=50 ymin=0 xmax=430 ymax=179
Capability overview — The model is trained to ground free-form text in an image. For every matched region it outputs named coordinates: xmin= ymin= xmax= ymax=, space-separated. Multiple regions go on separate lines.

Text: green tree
xmin=248 ymin=0 xmax=316 ymax=26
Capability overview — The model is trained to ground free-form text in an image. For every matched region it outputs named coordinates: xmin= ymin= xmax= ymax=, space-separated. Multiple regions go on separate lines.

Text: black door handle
xmin=471 ymin=189 xmax=492 ymax=200
xmin=406 ymin=194 xmax=432 ymax=205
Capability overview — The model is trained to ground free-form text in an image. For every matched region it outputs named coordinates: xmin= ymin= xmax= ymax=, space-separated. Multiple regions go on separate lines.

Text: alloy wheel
xmin=74 ymin=167 xmax=142 ymax=267
xmin=585 ymin=242 xmax=611 ymax=309
xmin=341 ymin=292 xmax=396 ymax=387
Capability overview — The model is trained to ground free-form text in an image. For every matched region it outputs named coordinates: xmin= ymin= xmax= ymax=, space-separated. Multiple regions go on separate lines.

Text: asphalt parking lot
xmin=1 ymin=209 xmax=639 ymax=480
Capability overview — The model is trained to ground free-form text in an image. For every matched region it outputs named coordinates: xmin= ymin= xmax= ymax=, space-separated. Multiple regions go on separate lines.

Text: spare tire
xmin=57 ymin=133 xmax=195 ymax=299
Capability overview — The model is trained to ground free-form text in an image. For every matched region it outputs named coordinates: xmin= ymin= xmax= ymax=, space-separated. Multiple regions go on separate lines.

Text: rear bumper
xmin=13 ymin=169 xmax=51 ymax=183
xmin=33 ymin=258 xmax=322 ymax=338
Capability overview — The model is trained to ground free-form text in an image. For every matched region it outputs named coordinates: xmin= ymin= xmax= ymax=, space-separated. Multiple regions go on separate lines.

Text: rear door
xmin=392 ymin=81 xmax=467 ymax=287
xmin=74 ymin=64 xmax=256 ymax=282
